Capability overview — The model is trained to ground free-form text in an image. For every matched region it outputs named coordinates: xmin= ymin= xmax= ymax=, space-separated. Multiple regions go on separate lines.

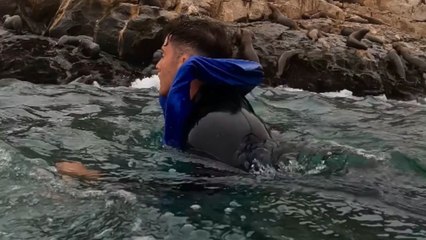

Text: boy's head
xmin=156 ymin=16 xmax=233 ymax=96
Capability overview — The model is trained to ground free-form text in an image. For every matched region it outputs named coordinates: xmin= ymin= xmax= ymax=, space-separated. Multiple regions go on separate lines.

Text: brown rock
xmin=19 ymin=0 xmax=62 ymax=34
xmin=218 ymin=0 xmax=268 ymax=22
xmin=0 ymin=32 xmax=141 ymax=86
xmin=48 ymin=0 xmax=125 ymax=37
xmin=94 ymin=4 xmax=178 ymax=63
xmin=271 ymin=0 xmax=345 ymax=20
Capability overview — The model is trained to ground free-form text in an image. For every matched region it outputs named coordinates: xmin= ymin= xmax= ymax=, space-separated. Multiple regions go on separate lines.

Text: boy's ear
xmin=178 ymin=53 xmax=191 ymax=65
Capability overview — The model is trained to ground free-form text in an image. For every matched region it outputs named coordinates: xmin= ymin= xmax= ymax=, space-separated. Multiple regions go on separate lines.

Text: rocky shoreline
xmin=0 ymin=0 xmax=425 ymax=100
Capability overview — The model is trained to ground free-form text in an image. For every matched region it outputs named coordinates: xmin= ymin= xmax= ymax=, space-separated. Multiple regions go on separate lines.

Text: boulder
xmin=0 ymin=31 xmax=142 ymax=86
xmin=94 ymin=3 xmax=178 ymax=64
xmin=235 ymin=21 xmax=426 ymax=100
xmin=0 ymin=0 xmax=18 ymax=18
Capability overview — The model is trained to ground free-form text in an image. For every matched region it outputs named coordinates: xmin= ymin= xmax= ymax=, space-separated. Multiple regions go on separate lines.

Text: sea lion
xmin=340 ymin=27 xmax=355 ymax=36
xmin=2 ymin=15 xmax=23 ymax=34
xmin=365 ymin=34 xmax=384 ymax=45
xmin=58 ymin=35 xmax=100 ymax=59
xmin=80 ymin=38 xmax=101 ymax=58
xmin=276 ymin=50 xmax=302 ymax=78
xmin=302 ymin=12 xmax=314 ymax=19
xmin=354 ymin=13 xmax=386 ymax=25
xmin=57 ymin=35 xmax=92 ymax=46
xmin=138 ymin=0 xmax=162 ymax=7
xmin=268 ymin=3 xmax=299 ymax=30
xmin=393 ymin=43 xmax=426 ymax=72
xmin=301 ymin=10 xmax=320 ymax=19
xmin=236 ymin=29 xmax=260 ymax=63
xmin=336 ymin=0 xmax=364 ymax=3
xmin=242 ymin=0 xmax=252 ymax=7
xmin=346 ymin=15 xmax=369 ymax=24
xmin=346 ymin=28 xmax=369 ymax=50
xmin=341 ymin=28 xmax=384 ymax=44
xmin=309 ymin=11 xmax=331 ymax=19
xmin=386 ymin=49 xmax=406 ymax=80
xmin=307 ymin=29 xmax=320 ymax=41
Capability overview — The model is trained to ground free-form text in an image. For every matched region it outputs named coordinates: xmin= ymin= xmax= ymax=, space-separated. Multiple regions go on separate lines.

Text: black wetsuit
xmin=185 ymin=84 xmax=273 ymax=171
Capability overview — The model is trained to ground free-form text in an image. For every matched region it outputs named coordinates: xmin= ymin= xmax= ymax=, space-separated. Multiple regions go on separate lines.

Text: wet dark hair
xmin=163 ymin=16 xmax=233 ymax=59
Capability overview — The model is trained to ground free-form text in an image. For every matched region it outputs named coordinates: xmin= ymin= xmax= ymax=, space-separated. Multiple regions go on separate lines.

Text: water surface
xmin=0 ymin=80 xmax=425 ymax=239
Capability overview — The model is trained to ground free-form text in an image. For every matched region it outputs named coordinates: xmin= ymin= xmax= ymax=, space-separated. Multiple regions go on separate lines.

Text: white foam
xmin=320 ymin=89 xmax=363 ymax=100
xmin=92 ymin=81 xmax=101 ymax=88
xmin=323 ymin=140 xmax=387 ymax=162
xmin=278 ymin=86 xmax=304 ymax=92
xmin=131 ymin=75 xmax=160 ymax=90
xmin=132 ymin=236 xmax=156 ymax=240
xmin=373 ymin=94 xmax=388 ymax=101
xmin=224 ymin=207 xmax=233 ymax=214
xmin=0 ymin=146 xmax=12 ymax=172
xmin=373 ymin=94 xmax=426 ymax=107
xmin=190 ymin=204 xmax=201 ymax=211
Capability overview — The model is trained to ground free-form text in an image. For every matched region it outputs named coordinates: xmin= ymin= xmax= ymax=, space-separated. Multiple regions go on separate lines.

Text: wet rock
xmin=0 ymin=0 xmax=18 ymax=19
xmin=0 ymin=0 xmax=425 ymax=101
xmin=45 ymin=0 xmax=178 ymax=64
xmin=347 ymin=0 xmax=426 ymax=37
xmin=48 ymin=0 xmax=111 ymax=37
xmin=94 ymin=3 xmax=178 ymax=64
xmin=0 ymin=0 xmax=61 ymax=34
xmin=236 ymin=21 xmax=426 ymax=100
xmin=140 ymin=0 xmax=162 ymax=7
xmin=19 ymin=0 xmax=62 ymax=35
xmin=0 ymin=30 xmax=141 ymax=86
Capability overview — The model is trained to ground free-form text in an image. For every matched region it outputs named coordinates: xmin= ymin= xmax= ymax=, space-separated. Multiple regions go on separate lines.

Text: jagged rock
xmin=20 ymin=0 xmax=62 ymax=34
xmin=0 ymin=31 xmax=141 ymax=86
xmin=0 ymin=0 xmax=425 ymax=100
xmin=47 ymin=0 xmax=178 ymax=64
xmin=0 ymin=0 xmax=61 ymax=34
xmin=0 ymin=0 xmax=17 ymax=19
xmin=349 ymin=0 xmax=426 ymax=37
xmin=48 ymin=0 xmax=117 ymax=37
xmin=94 ymin=3 xmax=178 ymax=64
xmin=272 ymin=0 xmax=346 ymax=20
xmin=235 ymin=21 xmax=425 ymax=100
xmin=218 ymin=0 xmax=268 ymax=22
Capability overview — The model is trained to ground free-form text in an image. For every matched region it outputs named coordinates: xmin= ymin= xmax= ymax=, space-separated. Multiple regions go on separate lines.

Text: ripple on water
xmin=0 ymin=81 xmax=426 ymax=239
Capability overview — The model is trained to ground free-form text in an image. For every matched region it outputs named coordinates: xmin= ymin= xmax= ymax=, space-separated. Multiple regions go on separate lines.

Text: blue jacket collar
xmin=160 ymin=56 xmax=263 ymax=149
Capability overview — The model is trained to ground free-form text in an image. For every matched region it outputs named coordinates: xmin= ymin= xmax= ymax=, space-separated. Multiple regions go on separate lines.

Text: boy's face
xmin=156 ymin=35 xmax=186 ymax=96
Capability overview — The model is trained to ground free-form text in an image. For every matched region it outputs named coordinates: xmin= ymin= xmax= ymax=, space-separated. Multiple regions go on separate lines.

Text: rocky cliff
xmin=0 ymin=0 xmax=425 ymax=100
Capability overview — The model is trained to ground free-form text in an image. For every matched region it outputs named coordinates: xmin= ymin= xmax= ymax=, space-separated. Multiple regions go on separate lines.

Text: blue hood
xmin=160 ymin=56 xmax=263 ymax=149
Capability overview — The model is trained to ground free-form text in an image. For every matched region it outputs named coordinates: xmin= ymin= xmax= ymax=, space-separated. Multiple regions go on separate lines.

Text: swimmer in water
xmin=56 ymin=17 xmax=273 ymax=179
xmin=157 ymin=16 xmax=272 ymax=171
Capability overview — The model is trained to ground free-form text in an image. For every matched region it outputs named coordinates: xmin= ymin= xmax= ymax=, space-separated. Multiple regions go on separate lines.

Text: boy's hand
xmin=55 ymin=161 xmax=102 ymax=181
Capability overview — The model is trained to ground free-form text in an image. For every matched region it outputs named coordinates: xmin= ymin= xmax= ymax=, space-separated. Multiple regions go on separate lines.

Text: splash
xmin=0 ymin=145 xmax=12 ymax=173
xmin=320 ymin=89 xmax=364 ymax=100
xmin=249 ymin=158 xmax=277 ymax=179
xmin=131 ymin=75 xmax=160 ymax=90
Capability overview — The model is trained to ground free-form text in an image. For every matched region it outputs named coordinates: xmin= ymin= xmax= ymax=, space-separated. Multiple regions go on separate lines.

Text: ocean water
xmin=0 ymin=77 xmax=425 ymax=239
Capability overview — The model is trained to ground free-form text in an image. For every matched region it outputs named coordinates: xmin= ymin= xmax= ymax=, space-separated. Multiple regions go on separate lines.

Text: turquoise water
xmin=0 ymin=79 xmax=426 ymax=239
